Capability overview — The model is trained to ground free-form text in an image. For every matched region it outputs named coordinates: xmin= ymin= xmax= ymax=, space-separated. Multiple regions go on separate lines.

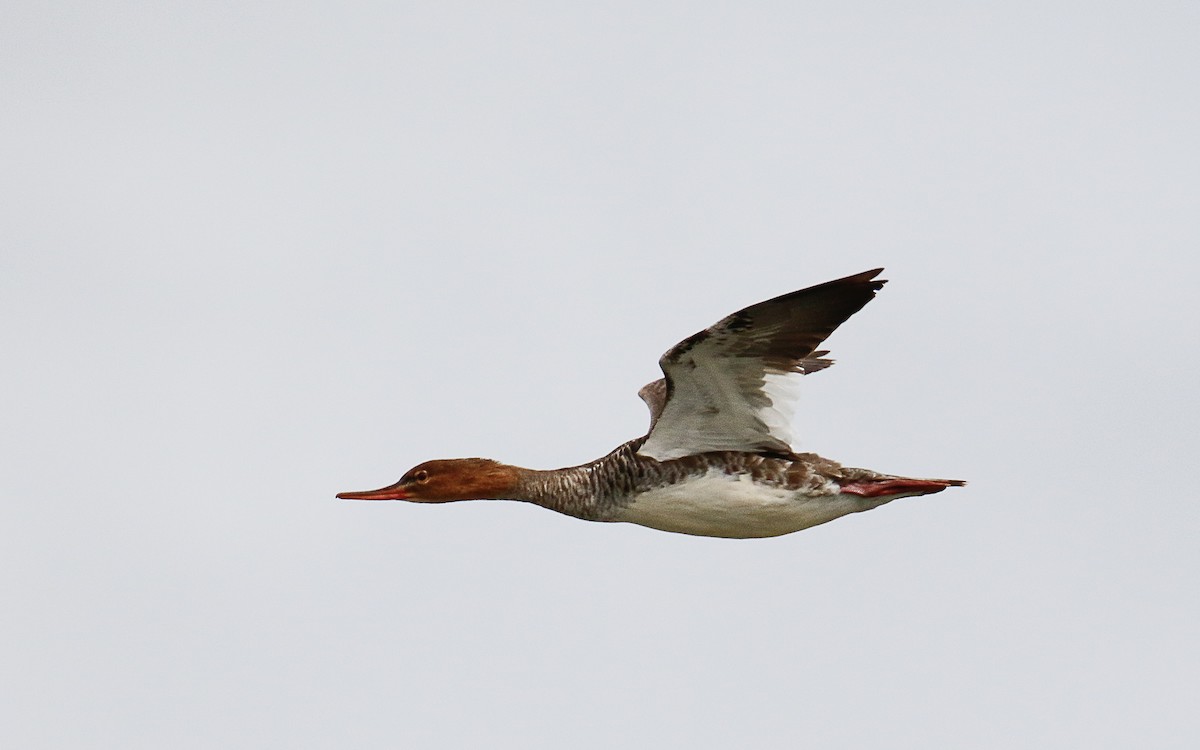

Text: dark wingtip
xmin=801 ymin=268 xmax=887 ymax=297
xmin=849 ymin=267 xmax=886 ymax=288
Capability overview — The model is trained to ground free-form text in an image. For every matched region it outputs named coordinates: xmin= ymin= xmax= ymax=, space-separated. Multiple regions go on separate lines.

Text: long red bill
xmin=336 ymin=482 xmax=410 ymax=501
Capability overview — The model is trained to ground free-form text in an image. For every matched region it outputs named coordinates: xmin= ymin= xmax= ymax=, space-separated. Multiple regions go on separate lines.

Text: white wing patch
xmin=637 ymin=359 xmax=806 ymax=461
xmin=757 ymin=371 xmax=804 ymax=449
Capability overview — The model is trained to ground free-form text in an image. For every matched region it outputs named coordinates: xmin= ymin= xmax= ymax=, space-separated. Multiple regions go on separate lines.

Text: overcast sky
xmin=3 ymin=2 xmax=1198 ymax=748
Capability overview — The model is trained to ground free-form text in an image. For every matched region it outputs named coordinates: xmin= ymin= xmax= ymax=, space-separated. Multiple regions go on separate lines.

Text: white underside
xmin=613 ymin=470 xmax=897 ymax=539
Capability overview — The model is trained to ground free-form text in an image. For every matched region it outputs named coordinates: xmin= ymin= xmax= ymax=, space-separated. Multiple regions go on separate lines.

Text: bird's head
xmin=336 ymin=458 xmax=521 ymax=503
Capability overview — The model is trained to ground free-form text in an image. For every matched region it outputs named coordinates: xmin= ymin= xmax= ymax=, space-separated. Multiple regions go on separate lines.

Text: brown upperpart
xmin=336 ymin=458 xmax=525 ymax=503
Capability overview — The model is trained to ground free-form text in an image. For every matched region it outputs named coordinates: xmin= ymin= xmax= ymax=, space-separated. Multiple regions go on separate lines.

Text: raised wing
xmin=637 ymin=269 xmax=886 ymax=461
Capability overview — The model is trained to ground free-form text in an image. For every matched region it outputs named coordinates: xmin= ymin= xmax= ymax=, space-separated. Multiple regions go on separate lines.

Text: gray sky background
xmin=3 ymin=2 xmax=1198 ymax=747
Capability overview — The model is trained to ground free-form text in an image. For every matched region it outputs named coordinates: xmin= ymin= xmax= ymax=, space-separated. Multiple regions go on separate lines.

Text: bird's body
xmin=338 ymin=269 xmax=964 ymax=538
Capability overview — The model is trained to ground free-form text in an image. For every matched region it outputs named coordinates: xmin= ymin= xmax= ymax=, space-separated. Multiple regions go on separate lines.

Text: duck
xmin=337 ymin=269 xmax=964 ymax=538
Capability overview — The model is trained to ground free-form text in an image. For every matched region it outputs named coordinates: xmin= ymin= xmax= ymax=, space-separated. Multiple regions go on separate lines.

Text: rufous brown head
xmin=336 ymin=458 xmax=521 ymax=503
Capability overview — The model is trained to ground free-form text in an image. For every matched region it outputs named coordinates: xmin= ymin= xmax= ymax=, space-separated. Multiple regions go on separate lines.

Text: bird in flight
xmin=338 ymin=269 xmax=964 ymax=538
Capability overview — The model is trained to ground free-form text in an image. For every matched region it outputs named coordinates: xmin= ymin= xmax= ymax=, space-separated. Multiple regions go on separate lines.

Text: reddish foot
xmin=840 ymin=478 xmax=955 ymax=498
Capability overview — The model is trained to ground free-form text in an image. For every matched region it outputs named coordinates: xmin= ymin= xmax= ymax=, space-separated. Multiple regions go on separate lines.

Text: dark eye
xmin=413 ymin=470 xmax=430 ymax=484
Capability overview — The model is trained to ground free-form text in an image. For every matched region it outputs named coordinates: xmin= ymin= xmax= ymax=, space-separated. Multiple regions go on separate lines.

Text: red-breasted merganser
xmin=338 ymin=269 xmax=964 ymax=538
